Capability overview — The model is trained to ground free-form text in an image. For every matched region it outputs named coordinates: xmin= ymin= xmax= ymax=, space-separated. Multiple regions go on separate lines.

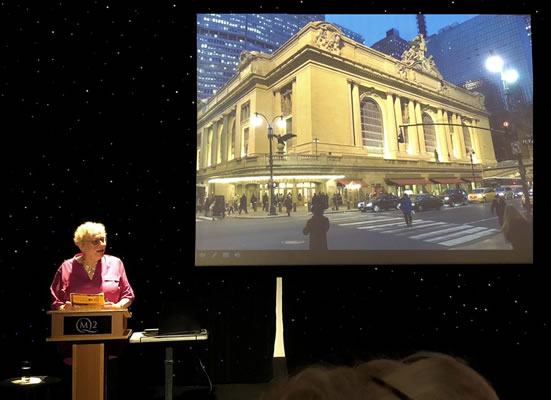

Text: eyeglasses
xmin=87 ymin=237 xmax=106 ymax=245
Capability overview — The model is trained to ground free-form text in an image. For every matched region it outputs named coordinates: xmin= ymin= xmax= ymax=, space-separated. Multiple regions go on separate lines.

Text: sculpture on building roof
xmin=314 ymin=23 xmax=343 ymax=55
xmin=237 ymin=50 xmax=259 ymax=72
xmin=400 ymin=34 xmax=443 ymax=80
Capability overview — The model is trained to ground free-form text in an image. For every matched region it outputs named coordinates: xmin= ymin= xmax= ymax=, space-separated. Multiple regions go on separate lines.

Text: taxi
xmin=468 ymin=187 xmax=497 ymax=203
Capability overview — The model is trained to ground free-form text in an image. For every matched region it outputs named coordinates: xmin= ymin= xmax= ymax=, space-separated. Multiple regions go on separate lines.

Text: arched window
xmin=422 ymin=114 xmax=437 ymax=153
xmin=360 ymin=98 xmax=384 ymax=155
xmin=462 ymin=123 xmax=473 ymax=153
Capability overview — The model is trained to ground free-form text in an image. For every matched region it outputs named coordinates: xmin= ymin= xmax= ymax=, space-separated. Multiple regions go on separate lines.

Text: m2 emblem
xmin=64 ymin=316 xmax=112 ymax=335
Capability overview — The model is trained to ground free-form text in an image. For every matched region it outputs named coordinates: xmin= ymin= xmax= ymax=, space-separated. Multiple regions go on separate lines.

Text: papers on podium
xmin=70 ymin=293 xmax=105 ymax=310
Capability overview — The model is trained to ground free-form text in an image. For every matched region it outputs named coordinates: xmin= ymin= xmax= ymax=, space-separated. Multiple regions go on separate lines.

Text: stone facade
xmin=197 ymin=22 xmax=497 ymax=207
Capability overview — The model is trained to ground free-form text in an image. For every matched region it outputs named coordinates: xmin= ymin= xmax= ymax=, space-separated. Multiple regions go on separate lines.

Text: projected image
xmin=195 ymin=14 xmax=533 ymax=265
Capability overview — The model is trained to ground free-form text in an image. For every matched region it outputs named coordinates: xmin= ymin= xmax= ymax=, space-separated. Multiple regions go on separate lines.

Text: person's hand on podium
xmin=103 ymin=302 xmax=121 ymax=309
xmin=59 ymin=301 xmax=74 ymax=311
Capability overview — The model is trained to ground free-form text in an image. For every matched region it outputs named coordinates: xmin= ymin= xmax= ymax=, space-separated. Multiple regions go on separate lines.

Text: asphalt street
xmin=196 ymin=199 xmax=525 ymax=251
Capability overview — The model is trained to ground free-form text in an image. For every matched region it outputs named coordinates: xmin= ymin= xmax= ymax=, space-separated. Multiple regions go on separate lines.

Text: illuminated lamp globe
xmin=503 ymin=69 xmax=519 ymax=84
xmin=485 ymin=55 xmax=504 ymax=73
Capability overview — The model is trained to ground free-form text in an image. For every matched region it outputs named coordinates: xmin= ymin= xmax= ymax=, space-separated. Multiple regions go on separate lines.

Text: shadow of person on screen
xmin=302 ymin=204 xmax=330 ymax=250
xmin=501 ymin=204 xmax=533 ymax=257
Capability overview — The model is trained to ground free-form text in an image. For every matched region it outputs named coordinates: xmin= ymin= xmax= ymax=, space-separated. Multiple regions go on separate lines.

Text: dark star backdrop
xmin=0 ymin=1 xmax=546 ymax=399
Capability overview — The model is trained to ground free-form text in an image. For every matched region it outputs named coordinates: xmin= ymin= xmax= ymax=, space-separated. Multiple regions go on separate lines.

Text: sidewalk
xmin=224 ymin=205 xmax=358 ymax=219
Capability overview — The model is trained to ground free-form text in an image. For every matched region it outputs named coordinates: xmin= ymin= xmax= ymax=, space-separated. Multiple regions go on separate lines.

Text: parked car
xmin=409 ymin=194 xmax=444 ymax=211
xmin=513 ymin=187 xmax=525 ymax=198
xmin=468 ymin=187 xmax=497 ymax=203
xmin=495 ymin=186 xmax=514 ymax=200
xmin=438 ymin=188 xmax=468 ymax=207
xmin=360 ymin=194 xmax=400 ymax=212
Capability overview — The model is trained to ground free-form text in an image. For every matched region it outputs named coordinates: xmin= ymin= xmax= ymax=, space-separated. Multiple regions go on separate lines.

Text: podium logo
xmin=75 ymin=318 xmax=99 ymax=334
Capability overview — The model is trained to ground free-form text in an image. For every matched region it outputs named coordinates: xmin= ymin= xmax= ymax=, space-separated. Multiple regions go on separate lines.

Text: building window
xmin=462 ymin=123 xmax=473 ymax=153
xmin=240 ymin=101 xmax=250 ymax=122
xmin=360 ymin=98 xmax=384 ymax=155
xmin=422 ymin=114 xmax=437 ymax=154
xmin=241 ymin=127 xmax=249 ymax=157
xmin=281 ymin=87 xmax=292 ymax=115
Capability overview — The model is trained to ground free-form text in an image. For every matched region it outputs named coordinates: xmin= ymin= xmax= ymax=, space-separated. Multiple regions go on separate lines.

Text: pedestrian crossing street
xmin=329 ymin=214 xmax=500 ymax=247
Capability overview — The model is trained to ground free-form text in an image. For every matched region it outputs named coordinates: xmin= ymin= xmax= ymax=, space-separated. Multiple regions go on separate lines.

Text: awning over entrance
xmin=338 ymin=180 xmax=368 ymax=187
xmin=430 ymin=177 xmax=464 ymax=184
xmin=387 ymin=178 xmax=432 ymax=186
xmin=461 ymin=176 xmax=483 ymax=183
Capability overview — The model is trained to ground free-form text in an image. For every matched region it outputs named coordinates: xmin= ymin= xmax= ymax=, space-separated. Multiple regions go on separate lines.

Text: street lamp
xmin=486 ymin=55 xmax=531 ymax=215
xmin=467 ymin=149 xmax=476 ymax=192
xmin=313 ymin=138 xmax=320 ymax=155
xmin=251 ymin=112 xmax=286 ymax=215
xmin=485 ymin=55 xmax=518 ymax=112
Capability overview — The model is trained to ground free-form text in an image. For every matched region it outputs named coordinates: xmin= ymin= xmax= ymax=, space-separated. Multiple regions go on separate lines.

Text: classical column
xmin=385 ymin=93 xmax=398 ymax=157
xmin=408 ymin=100 xmax=420 ymax=154
xmin=471 ymin=119 xmax=482 ymax=164
xmin=213 ymin=119 xmax=221 ymax=165
xmin=221 ymin=114 xmax=229 ymax=163
xmin=351 ymin=82 xmax=363 ymax=148
xmin=442 ymin=111 xmax=454 ymax=160
xmin=450 ymin=113 xmax=461 ymax=159
xmin=347 ymin=80 xmax=355 ymax=146
xmin=394 ymin=95 xmax=405 ymax=154
xmin=453 ymin=113 xmax=467 ymax=160
xmin=436 ymin=109 xmax=450 ymax=162
xmin=235 ymin=105 xmax=242 ymax=158
xmin=291 ymin=79 xmax=297 ymax=145
xmin=201 ymin=125 xmax=211 ymax=168
xmin=415 ymin=102 xmax=426 ymax=154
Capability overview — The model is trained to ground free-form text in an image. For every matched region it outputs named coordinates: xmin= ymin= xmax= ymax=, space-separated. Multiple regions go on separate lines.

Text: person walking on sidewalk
xmin=400 ymin=193 xmax=413 ymax=227
xmin=251 ymin=194 xmax=257 ymax=212
xmin=302 ymin=204 xmax=330 ymax=250
xmin=262 ymin=193 xmax=269 ymax=212
xmin=239 ymin=194 xmax=248 ymax=215
xmin=284 ymin=195 xmax=293 ymax=216
xmin=491 ymin=196 xmax=507 ymax=227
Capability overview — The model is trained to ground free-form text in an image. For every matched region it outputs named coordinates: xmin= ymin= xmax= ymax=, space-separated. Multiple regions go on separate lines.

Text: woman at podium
xmin=50 ymin=221 xmax=135 ymax=311
xmin=49 ymin=222 xmax=135 ymax=399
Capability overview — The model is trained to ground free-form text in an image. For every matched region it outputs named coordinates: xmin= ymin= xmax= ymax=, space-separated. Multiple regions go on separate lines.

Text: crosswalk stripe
xmin=332 ymin=213 xmax=500 ymax=248
xmin=384 ymin=221 xmax=447 ymax=234
xmin=358 ymin=219 xmax=427 ymax=230
xmin=409 ymin=224 xmax=472 ymax=240
xmin=338 ymin=217 xmax=402 ymax=226
xmin=422 ymin=226 xmax=486 ymax=242
xmin=437 ymin=229 xmax=500 ymax=246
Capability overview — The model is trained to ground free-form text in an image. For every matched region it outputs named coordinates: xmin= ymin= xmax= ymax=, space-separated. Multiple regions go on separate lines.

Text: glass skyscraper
xmin=197 ymin=14 xmax=364 ymax=100
xmin=426 ymin=15 xmax=532 ymax=111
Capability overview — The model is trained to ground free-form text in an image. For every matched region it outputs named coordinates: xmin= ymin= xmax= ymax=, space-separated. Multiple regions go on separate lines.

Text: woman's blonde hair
xmin=73 ymin=222 xmax=106 ymax=248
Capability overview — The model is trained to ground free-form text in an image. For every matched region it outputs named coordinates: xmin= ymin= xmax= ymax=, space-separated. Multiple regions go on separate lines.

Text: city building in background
xmin=426 ymin=15 xmax=532 ymax=109
xmin=371 ymin=28 xmax=410 ymax=60
xmin=197 ymin=22 xmax=496 ymax=208
xmin=425 ymin=14 xmax=532 ymax=173
xmin=197 ymin=14 xmax=364 ymax=100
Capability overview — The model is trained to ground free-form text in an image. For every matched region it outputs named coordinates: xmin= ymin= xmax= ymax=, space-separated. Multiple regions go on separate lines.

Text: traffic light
xmin=503 ymin=121 xmax=510 ymax=135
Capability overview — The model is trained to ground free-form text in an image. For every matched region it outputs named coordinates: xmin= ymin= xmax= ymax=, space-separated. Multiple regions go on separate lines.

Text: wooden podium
xmin=47 ymin=309 xmax=132 ymax=400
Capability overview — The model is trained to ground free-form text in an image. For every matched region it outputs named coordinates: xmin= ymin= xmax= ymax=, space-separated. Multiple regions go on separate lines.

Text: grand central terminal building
xmin=196 ymin=22 xmax=498 ymax=208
